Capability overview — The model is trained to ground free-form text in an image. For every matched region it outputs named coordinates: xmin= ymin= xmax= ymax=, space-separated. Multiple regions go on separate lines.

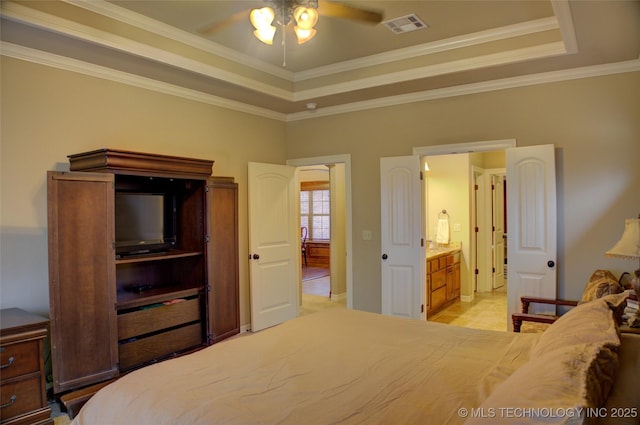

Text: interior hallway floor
xmin=301 ymin=266 xmax=346 ymax=316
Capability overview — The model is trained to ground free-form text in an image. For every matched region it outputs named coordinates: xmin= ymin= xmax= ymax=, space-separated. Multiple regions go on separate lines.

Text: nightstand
xmin=1 ymin=308 xmax=52 ymax=425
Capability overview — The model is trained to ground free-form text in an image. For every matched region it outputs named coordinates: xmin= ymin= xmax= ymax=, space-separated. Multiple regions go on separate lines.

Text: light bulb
xmin=294 ymin=7 xmax=318 ymax=30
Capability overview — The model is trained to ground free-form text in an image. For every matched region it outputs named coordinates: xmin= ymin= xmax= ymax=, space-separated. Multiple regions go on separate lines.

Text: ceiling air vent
xmin=382 ymin=14 xmax=428 ymax=34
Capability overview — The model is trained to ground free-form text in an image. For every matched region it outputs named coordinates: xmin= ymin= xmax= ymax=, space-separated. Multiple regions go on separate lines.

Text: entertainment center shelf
xmin=116 ymin=286 xmax=202 ymax=310
xmin=48 ymin=148 xmax=239 ymax=415
xmin=115 ymin=250 xmax=203 ymax=264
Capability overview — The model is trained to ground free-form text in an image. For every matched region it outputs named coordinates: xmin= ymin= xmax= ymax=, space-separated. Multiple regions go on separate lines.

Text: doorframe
xmin=287 ymin=154 xmax=353 ymax=309
xmin=413 ymin=139 xmax=516 ymax=307
xmin=476 ymin=167 xmax=507 ymax=293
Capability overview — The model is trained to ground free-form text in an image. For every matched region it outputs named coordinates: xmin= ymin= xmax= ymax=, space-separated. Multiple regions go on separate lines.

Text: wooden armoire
xmin=47 ymin=149 xmax=239 ymax=401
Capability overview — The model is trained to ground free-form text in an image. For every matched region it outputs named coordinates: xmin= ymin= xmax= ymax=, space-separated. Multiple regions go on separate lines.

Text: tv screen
xmin=115 ymin=192 xmax=176 ymax=255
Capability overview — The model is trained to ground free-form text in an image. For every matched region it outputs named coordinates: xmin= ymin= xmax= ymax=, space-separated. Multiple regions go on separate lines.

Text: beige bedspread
xmin=72 ymin=309 xmax=539 ymax=425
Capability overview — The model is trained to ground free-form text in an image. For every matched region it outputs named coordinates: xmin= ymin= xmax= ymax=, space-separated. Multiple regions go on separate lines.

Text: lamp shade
xmin=605 ymin=218 xmax=640 ymax=259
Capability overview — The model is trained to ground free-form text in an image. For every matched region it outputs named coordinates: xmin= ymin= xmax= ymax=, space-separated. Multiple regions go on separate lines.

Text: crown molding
xmin=7 ymin=0 xmax=569 ymax=90
xmin=63 ymin=0 xmax=294 ymax=81
xmin=4 ymin=0 xmax=578 ymax=104
xmin=294 ymin=17 xmax=560 ymax=82
xmin=3 ymin=42 xmax=637 ymax=123
xmin=64 ymin=0 xmax=563 ymax=83
xmin=551 ymin=0 xmax=578 ymax=54
xmin=0 ymin=42 xmax=286 ymax=122
xmin=294 ymin=42 xmax=568 ymax=101
xmin=2 ymin=1 xmax=294 ymax=101
xmin=287 ymin=59 xmax=640 ymax=121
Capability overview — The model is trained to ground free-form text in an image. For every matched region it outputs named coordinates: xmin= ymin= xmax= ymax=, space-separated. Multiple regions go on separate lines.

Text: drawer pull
xmin=0 ymin=356 xmax=14 ymax=369
xmin=1 ymin=395 xmax=17 ymax=409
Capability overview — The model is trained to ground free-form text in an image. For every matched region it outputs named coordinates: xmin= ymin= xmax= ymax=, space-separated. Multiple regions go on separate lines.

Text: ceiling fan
xmin=199 ymin=0 xmax=384 ymax=45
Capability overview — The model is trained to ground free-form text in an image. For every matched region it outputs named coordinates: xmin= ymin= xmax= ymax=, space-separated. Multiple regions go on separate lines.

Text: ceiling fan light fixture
xmin=294 ymin=26 xmax=316 ymax=44
xmin=293 ymin=6 xmax=318 ymax=30
xmin=254 ymin=27 xmax=276 ymax=44
xmin=250 ymin=7 xmax=276 ymax=44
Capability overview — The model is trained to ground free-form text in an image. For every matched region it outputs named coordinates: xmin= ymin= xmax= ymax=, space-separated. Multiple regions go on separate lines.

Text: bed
xmin=71 ymin=297 xmax=639 ymax=425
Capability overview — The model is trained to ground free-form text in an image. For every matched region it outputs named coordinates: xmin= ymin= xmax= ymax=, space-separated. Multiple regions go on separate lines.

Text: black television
xmin=114 ymin=192 xmax=177 ymax=257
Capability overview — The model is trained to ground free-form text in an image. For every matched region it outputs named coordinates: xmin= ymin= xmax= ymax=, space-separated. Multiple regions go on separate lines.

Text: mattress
xmin=71 ymin=308 xmax=539 ymax=425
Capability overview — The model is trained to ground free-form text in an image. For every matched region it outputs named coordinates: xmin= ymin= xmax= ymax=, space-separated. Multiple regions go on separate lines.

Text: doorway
xmin=299 ymin=165 xmax=332 ymax=298
xmin=380 ymin=142 xmax=556 ymax=330
xmin=423 ymin=154 xmax=507 ymax=328
xmin=287 ymin=155 xmax=352 ymax=313
xmin=415 ymin=140 xmax=515 ymax=326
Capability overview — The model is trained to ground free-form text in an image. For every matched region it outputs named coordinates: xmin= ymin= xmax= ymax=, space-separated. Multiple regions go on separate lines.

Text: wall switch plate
xmin=453 ymin=223 xmax=461 ymax=232
xmin=362 ymin=230 xmax=372 ymax=240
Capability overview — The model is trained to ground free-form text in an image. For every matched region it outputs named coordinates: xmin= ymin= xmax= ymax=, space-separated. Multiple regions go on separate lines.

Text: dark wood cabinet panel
xmin=207 ymin=177 xmax=240 ymax=344
xmin=47 ymin=172 xmax=119 ymax=393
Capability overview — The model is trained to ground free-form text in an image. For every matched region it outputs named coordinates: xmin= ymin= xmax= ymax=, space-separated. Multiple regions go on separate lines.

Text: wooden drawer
xmin=446 ymin=254 xmax=454 ymax=266
xmin=119 ymin=323 xmax=202 ymax=370
xmin=0 ymin=340 xmax=40 ymax=381
xmin=118 ymin=298 xmax=201 ymax=340
xmin=431 ymin=286 xmax=447 ymax=311
xmin=431 ymin=269 xmax=446 ymax=290
xmin=0 ymin=375 xmax=43 ymax=420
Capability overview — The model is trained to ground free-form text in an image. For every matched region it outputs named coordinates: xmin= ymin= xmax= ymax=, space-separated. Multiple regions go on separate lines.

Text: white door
xmin=506 ymin=145 xmax=557 ymax=329
xmin=492 ymin=174 xmax=506 ymax=289
xmin=380 ymin=155 xmax=423 ymax=319
xmin=248 ymin=162 xmax=299 ymax=331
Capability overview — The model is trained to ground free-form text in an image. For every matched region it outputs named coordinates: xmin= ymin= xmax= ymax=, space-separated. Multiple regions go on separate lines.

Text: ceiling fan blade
xmin=318 ymin=0 xmax=383 ymax=24
xmin=198 ymin=9 xmax=250 ymax=35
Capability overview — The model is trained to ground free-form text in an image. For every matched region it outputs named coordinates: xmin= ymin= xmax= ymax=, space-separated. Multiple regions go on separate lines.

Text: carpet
xmin=54 ymin=414 xmax=71 ymax=425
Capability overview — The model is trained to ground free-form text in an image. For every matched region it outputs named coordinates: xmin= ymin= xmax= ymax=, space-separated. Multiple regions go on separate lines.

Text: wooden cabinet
xmin=0 ymin=308 xmax=52 ymax=425
xmin=426 ymin=250 xmax=461 ymax=315
xmin=47 ymin=149 xmax=239 ymax=400
xmin=304 ymin=241 xmax=330 ymax=268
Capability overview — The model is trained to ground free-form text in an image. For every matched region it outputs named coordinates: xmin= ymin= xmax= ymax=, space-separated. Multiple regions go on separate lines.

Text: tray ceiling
xmin=1 ymin=0 xmax=638 ymax=120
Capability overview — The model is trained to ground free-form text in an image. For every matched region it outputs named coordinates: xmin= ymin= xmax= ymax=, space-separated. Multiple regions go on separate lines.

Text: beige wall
xmin=0 ymin=57 xmax=286 ymax=325
xmin=286 ymin=72 xmax=640 ymax=312
xmin=2 ymin=54 xmax=639 ymax=324
xmin=425 ymin=154 xmax=472 ymax=297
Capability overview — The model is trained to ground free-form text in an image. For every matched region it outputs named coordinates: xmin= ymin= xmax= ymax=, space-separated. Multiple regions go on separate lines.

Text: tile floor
xmin=301 ymin=279 xmax=546 ymax=333
xmin=429 ymin=286 xmax=509 ymax=331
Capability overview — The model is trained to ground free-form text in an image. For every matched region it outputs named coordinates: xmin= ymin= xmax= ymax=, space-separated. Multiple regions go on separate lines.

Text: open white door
xmin=248 ymin=162 xmax=298 ymax=331
xmin=380 ymin=155 xmax=423 ymax=319
xmin=492 ymin=174 xmax=506 ymax=289
xmin=506 ymin=145 xmax=557 ymax=330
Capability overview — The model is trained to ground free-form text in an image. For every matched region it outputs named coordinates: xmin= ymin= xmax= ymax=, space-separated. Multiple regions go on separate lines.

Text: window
xmin=300 ymin=181 xmax=330 ymax=240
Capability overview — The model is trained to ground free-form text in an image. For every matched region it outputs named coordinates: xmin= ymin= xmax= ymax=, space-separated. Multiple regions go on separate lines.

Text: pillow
xmin=599 ymin=292 xmax=630 ymax=325
xmin=532 ymin=298 xmax=620 ymax=358
xmin=464 ymin=343 xmax=619 ymax=425
xmin=580 ymin=270 xmax=622 ymax=303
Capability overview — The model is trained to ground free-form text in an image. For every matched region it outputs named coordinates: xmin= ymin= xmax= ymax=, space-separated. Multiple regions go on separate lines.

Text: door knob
xmin=252 ymin=254 xmax=260 ymax=260
xmin=382 ymin=253 xmax=388 ymax=260
xmin=547 ymin=260 xmax=555 ymax=268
